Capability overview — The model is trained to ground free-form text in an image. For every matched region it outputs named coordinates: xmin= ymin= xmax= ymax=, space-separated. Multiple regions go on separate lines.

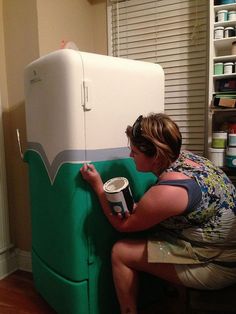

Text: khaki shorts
xmin=148 ymin=234 xmax=236 ymax=290
xmin=175 ymin=263 xmax=236 ymax=290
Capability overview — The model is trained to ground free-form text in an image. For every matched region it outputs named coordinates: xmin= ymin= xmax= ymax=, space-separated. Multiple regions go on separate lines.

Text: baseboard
xmin=16 ymin=249 xmax=32 ymax=272
xmin=0 ymin=249 xmax=32 ymax=280
xmin=0 ymin=248 xmax=18 ymax=280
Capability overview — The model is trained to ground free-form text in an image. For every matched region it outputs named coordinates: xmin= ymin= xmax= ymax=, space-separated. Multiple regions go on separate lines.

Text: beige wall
xmin=2 ymin=0 xmax=40 ymax=250
xmin=0 ymin=0 xmax=8 ymax=109
xmin=91 ymin=0 xmax=108 ymax=56
xmin=1 ymin=0 xmax=107 ymax=251
xmin=37 ymin=0 xmax=107 ymax=57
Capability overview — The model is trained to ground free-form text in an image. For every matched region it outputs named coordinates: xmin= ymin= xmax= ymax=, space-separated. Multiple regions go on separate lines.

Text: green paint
xmin=24 ymin=150 xmax=157 ymax=314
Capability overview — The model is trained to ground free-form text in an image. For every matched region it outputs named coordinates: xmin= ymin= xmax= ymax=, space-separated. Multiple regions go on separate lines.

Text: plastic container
xmin=214 ymin=62 xmax=224 ymax=75
xmin=224 ymin=62 xmax=234 ymax=74
xmin=228 ymin=11 xmax=236 ymax=21
xmin=224 ymin=27 xmax=235 ymax=38
xmin=216 ymin=10 xmax=228 ymax=22
xmin=212 ymin=131 xmax=227 ymax=148
xmin=214 ymin=26 xmax=224 ymax=39
xmin=208 ymin=148 xmax=225 ymax=167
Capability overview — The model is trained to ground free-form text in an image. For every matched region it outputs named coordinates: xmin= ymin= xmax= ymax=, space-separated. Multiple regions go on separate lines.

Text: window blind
xmin=107 ymin=0 xmax=209 ymax=155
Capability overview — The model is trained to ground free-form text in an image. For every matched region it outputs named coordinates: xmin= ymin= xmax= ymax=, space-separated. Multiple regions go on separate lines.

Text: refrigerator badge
xmin=30 ymin=70 xmax=42 ymax=84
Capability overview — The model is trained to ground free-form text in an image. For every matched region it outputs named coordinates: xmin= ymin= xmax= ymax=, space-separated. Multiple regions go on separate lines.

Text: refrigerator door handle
xmin=82 ymin=80 xmax=92 ymax=112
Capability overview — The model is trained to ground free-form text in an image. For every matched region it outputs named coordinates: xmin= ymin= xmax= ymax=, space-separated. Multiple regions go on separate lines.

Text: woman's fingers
xmin=81 ymin=163 xmax=94 ymax=176
xmin=86 ymin=163 xmax=95 ymax=171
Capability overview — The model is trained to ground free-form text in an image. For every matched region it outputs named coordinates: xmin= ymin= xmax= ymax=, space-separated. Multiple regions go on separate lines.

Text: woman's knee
xmin=111 ymin=240 xmax=129 ymax=266
xmin=111 ymin=239 xmax=147 ymax=267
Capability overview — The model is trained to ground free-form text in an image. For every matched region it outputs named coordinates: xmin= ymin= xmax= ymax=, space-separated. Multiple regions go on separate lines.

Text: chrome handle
xmin=16 ymin=129 xmax=24 ymax=159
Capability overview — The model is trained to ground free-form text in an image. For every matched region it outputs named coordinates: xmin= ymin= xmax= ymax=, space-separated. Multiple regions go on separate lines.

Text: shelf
xmin=214 ymin=54 xmax=236 ymax=62
xmin=213 ymin=73 xmax=236 ymax=79
xmin=210 ymin=106 xmax=236 ymax=111
xmin=214 ymin=36 xmax=236 ymax=49
xmin=214 ymin=3 xmax=236 ymax=12
xmin=208 ymin=1 xmax=236 ymax=162
xmin=214 ymin=20 xmax=236 ymax=27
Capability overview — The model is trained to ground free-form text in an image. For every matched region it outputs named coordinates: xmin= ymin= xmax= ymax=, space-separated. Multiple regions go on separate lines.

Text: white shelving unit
xmin=212 ymin=3 xmax=236 ymax=78
xmin=209 ymin=1 xmax=236 ymax=178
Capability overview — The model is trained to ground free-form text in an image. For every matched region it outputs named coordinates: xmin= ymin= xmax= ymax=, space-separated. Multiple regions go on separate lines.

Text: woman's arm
xmin=80 ymin=163 xmax=130 ymax=229
xmin=80 ymin=164 xmax=188 ymax=233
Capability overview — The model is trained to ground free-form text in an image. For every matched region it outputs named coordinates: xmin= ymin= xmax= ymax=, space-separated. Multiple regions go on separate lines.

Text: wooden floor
xmin=0 ymin=270 xmax=185 ymax=314
xmin=0 ymin=270 xmax=56 ymax=314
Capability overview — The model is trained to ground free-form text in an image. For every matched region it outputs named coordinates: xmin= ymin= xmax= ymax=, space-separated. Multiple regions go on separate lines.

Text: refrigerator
xmin=24 ymin=49 xmax=164 ymax=314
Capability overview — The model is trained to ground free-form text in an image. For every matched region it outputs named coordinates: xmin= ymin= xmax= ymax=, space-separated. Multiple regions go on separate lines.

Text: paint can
xmin=208 ymin=148 xmax=225 ymax=167
xmin=226 ymin=147 xmax=236 ymax=167
xmin=214 ymin=26 xmax=224 ymax=39
xmin=212 ymin=131 xmax=227 ymax=148
xmin=224 ymin=62 xmax=234 ymax=74
xmin=228 ymin=11 xmax=236 ymax=21
xmin=224 ymin=27 xmax=235 ymax=38
xmin=216 ymin=10 xmax=228 ymax=22
xmin=214 ymin=62 xmax=224 ymax=75
xmin=228 ymin=133 xmax=236 ymax=146
xmin=103 ymin=177 xmax=134 ymax=216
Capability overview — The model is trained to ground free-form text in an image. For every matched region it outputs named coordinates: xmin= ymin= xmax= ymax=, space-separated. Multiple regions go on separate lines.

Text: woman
xmin=80 ymin=113 xmax=236 ymax=314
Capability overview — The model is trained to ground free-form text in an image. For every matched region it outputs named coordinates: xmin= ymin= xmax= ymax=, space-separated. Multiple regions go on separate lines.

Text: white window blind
xmin=107 ymin=0 xmax=209 ymax=155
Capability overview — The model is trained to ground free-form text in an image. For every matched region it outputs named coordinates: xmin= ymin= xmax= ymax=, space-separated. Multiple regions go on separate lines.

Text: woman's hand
xmin=80 ymin=163 xmax=104 ymax=194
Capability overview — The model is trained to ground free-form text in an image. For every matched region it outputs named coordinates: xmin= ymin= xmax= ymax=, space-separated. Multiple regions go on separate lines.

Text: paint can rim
xmin=103 ymin=177 xmax=129 ymax=193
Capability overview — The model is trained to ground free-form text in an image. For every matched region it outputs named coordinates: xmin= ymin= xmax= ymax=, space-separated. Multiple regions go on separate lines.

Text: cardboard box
xmin=218 ymin=98 xmax=236 ymax=108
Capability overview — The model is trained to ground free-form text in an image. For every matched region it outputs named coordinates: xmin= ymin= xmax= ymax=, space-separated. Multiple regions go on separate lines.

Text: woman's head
xmin=126 ymin=113 xmax=182 ymax=174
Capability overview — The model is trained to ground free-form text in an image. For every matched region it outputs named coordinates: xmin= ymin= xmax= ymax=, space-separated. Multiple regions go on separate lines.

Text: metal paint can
xmin=228 ymin=11 xmax=236 ymax=21
xmin=224 ymin=62 xmax=234 ymax=74
xmin=208 ymin=148 xmax=225 ymax=167
xmin=103 ymin=177 xmax=134 ymax=216
xmin=214 ymin=26 xmax=224 ymax=39
xmin=224 ymin=27 xmax=235 ymax=38
xmin=216 ymin=10 xmax=228 ymax=22
xmin=226 ymin=146 xmax=236 ymax=167
xmin=228 ymin=134 xmax=236 ymax=146
xmin=214 ymin=62 xmax=224 ymax=75
xmin=212 ymin=131 xmax=227 ymax=148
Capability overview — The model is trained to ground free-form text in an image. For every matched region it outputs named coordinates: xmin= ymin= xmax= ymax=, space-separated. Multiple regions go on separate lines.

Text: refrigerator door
xmin=25 ymin=49 xmax=86 ymax=167
xmin=80 ymin=51 xmax=164 ymax=155
xmin=24 ymin=49 xmax=89 ymax=282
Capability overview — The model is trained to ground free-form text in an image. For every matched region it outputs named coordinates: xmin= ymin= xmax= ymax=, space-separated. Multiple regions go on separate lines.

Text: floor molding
xmin=16 ymin=249 xmax=32 ymax=272
xmin=0 ymin=249 xmax=32 ymax=280
xmin=0 ymin=248 xmax=18 ymax=280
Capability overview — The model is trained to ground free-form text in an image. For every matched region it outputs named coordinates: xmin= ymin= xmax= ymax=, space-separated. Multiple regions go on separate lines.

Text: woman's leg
xmin=111 ymin=238 xmax=183 ymax=314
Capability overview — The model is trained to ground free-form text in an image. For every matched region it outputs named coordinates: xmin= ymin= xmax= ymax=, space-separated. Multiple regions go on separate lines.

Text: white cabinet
xmin=209 ymin=1 xmax=236 ymax=178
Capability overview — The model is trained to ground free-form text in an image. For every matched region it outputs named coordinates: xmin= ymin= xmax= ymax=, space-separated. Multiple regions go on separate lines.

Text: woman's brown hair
xmin=126 ymin=113 xmax=182 ymax=174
